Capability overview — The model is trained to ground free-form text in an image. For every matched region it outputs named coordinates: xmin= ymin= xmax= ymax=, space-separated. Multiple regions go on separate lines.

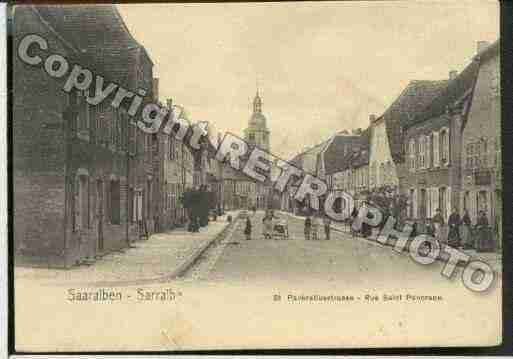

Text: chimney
xmin=477 ymin=41 xmax=490 ymax=55
xmin=152 ymin=77 xmax=159 ymax=101
xmin=369 ymin=114 xmax=376 ymax=123
xmin=449 ymin=70 xmax=458 ymax=80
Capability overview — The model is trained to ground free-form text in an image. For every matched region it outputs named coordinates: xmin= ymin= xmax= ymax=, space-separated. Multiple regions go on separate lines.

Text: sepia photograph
xmin=10 ymin=1 xmax=502 ymax=352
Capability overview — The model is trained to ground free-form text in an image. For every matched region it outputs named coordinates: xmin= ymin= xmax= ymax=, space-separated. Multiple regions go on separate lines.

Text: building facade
xmin=461 ymin=41 xmax=501 ymax=243
xmin=13 ymin=5 xmax=155 ymax=267
xmin=368 ymin=114 xmax=399 ymax=192
xmin=401 ymin=62 xmax=478 ymax=222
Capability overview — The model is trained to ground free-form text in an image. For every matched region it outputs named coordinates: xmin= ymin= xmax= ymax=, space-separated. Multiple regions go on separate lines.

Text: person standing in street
xmin=323 ymin=216 xmax=332 ymax=240
xmin=262 ymin=211 xmax=273 ymax=239
xmin=304 ymin=215 xmax=312 ymax=240
xmin=460 ymin=209 xmax=472 ymax=249
xmin=244 ymin=217 xmax=252 ymax=240
xmin=447 ymin=207 xmax=461 ymax=248
xmin=432 ymin=208 xmax=444 ymax=242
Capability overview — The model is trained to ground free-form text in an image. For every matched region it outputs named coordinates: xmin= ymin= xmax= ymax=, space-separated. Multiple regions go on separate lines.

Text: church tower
xmin=244 ymin=90 xmax=270 ymax=152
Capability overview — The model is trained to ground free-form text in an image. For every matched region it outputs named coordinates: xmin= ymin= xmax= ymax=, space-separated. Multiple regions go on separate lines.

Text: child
xmin=244 ymin=217 xmax=252 ymax=240
xmin=304 ymin=215 xmax=312 ymax=240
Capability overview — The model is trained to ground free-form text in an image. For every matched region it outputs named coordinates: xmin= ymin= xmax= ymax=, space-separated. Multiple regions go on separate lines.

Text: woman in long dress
xmin=432 ymin=208 xmax=445 ymax=243
xmin=262 ymin=211 xmax=273 ymax=239
xmin=447 ymin=208 xmax=461 ymax=248
xmin=460 ymin=209 xmax=472 ymax=249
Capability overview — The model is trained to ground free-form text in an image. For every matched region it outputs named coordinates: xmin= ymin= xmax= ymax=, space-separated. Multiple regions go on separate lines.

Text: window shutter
xmin=445 ymin=129 xmax=450 ymax=165
xmin=433 ymin=131 xmax=440 ymax=167
xmin=446 ymin=186 xmax=451 ymax=221
xmin=412 ymin=189 xmax=418 ymax=219
xmin=424 ymin=136 xmax=431 ymax=168
xmin=433 ymin=187 xmax=439 ymax=215
xmin=426 ymin=188 xmax=431 ymax=219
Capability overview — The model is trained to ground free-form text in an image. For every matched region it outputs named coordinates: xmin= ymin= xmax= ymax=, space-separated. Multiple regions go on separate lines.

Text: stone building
xmin=379 ymin=79 xmax=450 ymax=211
xmin=461 ymin=40 xmax=501 ymax=241
xmin=368 ymin=114 xmax=399 ymax=192
xmin=221 ymin=91 xmax=273 ymax=210
xmin=336 ymin=129 xmax=370 ymax=208
xmin=401 ymin=61 xmax=479 ymax=222
xmin=13 ymin=5 xmax=155 ymax=267
xmin=157 ymin=99 xmax=195 ymax=230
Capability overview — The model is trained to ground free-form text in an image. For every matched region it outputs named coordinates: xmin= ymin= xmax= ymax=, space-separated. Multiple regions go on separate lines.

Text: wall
xmin=369 ymin=120 xmax=398 ymax=189
xmin=461 ymin=51 xmax=501 ymax=228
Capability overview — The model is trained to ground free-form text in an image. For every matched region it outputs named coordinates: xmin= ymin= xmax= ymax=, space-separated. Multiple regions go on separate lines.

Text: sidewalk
xmin=279 ymin=211 xmax=502 ymax=274
xmin=15 ymin=211 xmax=240 ymax=287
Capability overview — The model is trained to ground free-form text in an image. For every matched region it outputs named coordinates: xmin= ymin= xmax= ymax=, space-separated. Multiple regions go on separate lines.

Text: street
xmin=204 ymin=212 xmax=485 ymax=288
xmin=15 ymin=211 xmax=502 ymax=351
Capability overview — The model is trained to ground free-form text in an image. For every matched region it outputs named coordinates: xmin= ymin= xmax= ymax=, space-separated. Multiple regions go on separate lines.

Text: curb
xmin=170 ymin=212 xmax=241 ymax=279
xmin=44 ymin=212 xmax=241 ymax=288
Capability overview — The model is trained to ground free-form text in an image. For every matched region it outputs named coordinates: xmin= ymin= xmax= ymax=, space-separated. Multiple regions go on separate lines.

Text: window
xmin=420 ymin=188 xmax=427 ymax=219
xmin=418 ymin=136 xmax=426 ymax=169
xmin=409 ymin=139 xmax=416 ymax=171
xmin=370 ymin=163 xmax=376 ymax=187
xmin=440 ymin=129 xmax=449 ymax=164
xmin=439 ymin=187 xmax=447 ymax=220
xmin=466 ymin=138 xmax=489 ymax=169
xmin=110 ymin=180 xmax=120 ymax=225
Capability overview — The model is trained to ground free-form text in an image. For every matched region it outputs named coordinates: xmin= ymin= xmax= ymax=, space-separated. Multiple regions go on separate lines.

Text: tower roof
xmin=249 ymin=89 xmax=267 ymax=128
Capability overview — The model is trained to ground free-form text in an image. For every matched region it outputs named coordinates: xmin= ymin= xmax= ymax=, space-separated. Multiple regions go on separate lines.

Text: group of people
xmin=242 ymin=209 xmax=333 ymax=241
xmin=347 ymin=201 xmax=493 ymax=250
xmin=422 ymin=207 xmax=491 ymax=249
xmin=243 ymin=208 xmax=276 ymax=240
xmin=304 ymin=214 xmax=332 ymax=240
xmin=183 ymin=185 xmax=216 ymax=233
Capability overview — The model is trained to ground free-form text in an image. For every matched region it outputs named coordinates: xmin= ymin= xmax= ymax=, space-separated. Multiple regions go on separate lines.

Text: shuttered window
xmin=445 ymin=186 xmax=451 ymax=221
xmin=433 ymin=131 xmax=440 ymax=167
xmin=426 ymin=135 xmax=431 ymax=169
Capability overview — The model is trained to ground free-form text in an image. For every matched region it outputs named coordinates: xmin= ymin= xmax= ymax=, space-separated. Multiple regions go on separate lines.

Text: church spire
xmin=253 ymin=88 xmax=262 ymax=114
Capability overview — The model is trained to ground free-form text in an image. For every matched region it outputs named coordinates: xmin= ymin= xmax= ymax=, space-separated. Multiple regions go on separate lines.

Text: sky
xmin=118 ymin=1 xmax=499 ymax=159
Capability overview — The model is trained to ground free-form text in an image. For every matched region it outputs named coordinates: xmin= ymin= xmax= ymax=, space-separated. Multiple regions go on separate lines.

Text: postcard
xmin=11 ymin=1 xmax=501 ymax=351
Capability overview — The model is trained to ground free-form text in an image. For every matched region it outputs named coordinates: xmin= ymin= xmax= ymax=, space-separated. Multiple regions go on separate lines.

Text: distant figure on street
xmin=460 ymin=209 xmax=472 ymax=249
xmin=262 ymin=211 xmax=273 ymax=239
xmin=252 ymin=205 xmax=256 ymax=215
xmin=432 ymin=208 xmax=444 ymax=242
xmin=447 ymin=207 xmax=461 ymax=248
xmin=323 ymin=216 xmax=332 ymax=240
xmin=304 ymin=215 xmax=312 ymax=240
xmin=244 ymin=217 xmax=252 ymax=240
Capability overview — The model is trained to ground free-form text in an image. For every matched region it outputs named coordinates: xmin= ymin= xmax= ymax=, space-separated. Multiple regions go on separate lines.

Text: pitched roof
xmin=33 ymin=5 xmax=148 ymax=88
xmin=339 ymin=127 xmax=370 ymax=171
xmin=406 ymin=61 xmax=479 ymax=129
xmin=323 ymin=134 xmax=361 ymax=175
xmin=381 ymin=79 xmax=449 ymax=163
